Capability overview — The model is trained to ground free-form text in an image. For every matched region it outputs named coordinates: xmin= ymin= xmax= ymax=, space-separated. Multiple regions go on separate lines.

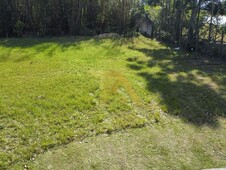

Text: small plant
xmin=14 ymin=20 xmax=24 ymax=37
xmin=154 ymin=112 xmax=160 ymax=123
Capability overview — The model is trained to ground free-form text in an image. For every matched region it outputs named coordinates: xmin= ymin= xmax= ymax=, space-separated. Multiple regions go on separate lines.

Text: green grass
xmin=0 ymin=36 xmax=226 ymax=169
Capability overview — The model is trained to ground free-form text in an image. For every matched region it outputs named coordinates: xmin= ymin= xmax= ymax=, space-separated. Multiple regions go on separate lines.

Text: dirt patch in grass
xmin=27 ymin=122 xmax=226 ymax=170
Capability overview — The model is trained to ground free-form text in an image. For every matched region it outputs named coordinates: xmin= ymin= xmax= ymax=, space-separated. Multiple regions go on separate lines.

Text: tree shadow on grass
xmin=127 ymin=47 xmax=226 ymax=128
xmin=0 ymin=36 xmax=91 ymax=48
xmin=0 ymin=36 xmax=105 ymax=62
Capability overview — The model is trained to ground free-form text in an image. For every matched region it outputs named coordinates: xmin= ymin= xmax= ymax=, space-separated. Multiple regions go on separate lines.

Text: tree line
xmin=0 ymin=0 xmax=225 ymax=51
xmin=0 ymin=0 xmax=143 ymax=37
xmin=144 ymin=0 xmax=226 ymax=52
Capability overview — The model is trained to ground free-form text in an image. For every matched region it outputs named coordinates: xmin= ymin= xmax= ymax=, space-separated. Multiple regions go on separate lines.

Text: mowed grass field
xmin=0 ymin=36 xmax=226 ymax=169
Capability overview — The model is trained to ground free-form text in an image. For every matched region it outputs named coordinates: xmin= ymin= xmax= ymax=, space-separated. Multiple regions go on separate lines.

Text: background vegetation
xmin=0 ymin=0 xmax=225 ymax=56
xmin=0 ymin=0 xmax=142 ymax=37
xmin=144 ymin=0 xmax=226 ymax=50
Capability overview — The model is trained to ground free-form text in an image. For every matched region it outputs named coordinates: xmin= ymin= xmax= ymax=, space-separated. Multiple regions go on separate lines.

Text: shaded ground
xmin=127 ymin=46 xmax=226 ymax=127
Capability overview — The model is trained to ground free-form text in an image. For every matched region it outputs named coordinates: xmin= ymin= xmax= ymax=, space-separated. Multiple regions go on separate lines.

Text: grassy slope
xmin=0 ymin=36 xmax=226 ymax=169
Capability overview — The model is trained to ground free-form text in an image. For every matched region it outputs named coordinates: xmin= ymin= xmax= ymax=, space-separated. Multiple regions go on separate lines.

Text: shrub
xmin=14 ymin=20 xmax=24 ymax=37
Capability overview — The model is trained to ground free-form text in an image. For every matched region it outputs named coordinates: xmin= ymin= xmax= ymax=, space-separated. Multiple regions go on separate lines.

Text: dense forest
xmin=0 ymin=0 xmax=142 ymax=37
xmin=0 ymin=0 xmax=226 ymax=50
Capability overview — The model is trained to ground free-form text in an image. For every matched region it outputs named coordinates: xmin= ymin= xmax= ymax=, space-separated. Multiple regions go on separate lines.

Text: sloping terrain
xmin=0 ymin=36 xmax=226 ymax=169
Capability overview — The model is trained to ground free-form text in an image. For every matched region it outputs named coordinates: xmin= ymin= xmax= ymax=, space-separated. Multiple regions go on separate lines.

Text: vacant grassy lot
xmin=0 ymin=36 xmax=226 ymax=169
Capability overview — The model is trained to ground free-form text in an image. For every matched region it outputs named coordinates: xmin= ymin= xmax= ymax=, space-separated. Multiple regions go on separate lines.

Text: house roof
xmin=206 ymin=16 xmax=226 ymax=26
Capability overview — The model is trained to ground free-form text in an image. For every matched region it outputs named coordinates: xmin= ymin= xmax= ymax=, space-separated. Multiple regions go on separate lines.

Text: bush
xmin=158 ymin=30 xmax=171 ymax=41
xmin=14 ymin=20 xmax=24 ymax=37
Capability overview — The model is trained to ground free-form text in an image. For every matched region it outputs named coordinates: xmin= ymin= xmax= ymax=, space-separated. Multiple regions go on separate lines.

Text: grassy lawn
xmin=0 ymin=36 xmax=226 ymax=169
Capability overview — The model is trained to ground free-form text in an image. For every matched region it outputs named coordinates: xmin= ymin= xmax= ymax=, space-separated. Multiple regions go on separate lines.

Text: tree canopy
xmin=0 ymin=0 xmax=225 ymax=47
xmin=0 ymin=0 xmax=142 ymax=37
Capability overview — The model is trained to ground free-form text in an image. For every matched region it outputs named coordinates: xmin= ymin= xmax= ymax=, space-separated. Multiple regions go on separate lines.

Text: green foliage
xmin=203 ymin=0 xmax=226 ymax=15
xmin=13 ymin=20 xmax=24 ymax=37
xmin=158 ymin=30 xmax=171 ymax=40
xmin=145 ymin=0 xmax=226 ymax=49
xmin=0 ymin=0 xmax=142 ymax=37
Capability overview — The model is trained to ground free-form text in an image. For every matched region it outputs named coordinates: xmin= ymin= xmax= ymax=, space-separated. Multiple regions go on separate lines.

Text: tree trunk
xmin=175 ymin=0 xmax=182 ymax=43
xmin=188 ymin=0 xmax=198 ymax=50
xmin=195 ymin=0 xmax=202 ymax=52
xmin=208 ymin=0 xmax=214 ymax=42
xmin=220 ymin=29 xmax=224 ymax=59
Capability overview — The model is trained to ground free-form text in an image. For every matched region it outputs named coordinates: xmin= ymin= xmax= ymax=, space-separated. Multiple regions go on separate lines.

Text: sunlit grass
xmin=0 ymin=36 xmax=226 ymax=169
xmin=0 ymin=37 xmax=148 ymax=169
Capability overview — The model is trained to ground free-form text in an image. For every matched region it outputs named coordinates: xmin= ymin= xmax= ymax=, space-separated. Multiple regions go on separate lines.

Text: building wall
xmin=140 ymin=21 xmax=153 ymax=36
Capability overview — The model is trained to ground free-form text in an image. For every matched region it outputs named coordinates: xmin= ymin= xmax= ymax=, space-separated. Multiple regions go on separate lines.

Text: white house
xmin=205 ymin=15 xmax=226 ymax=26
xmin=136 ymin=15 xmax=153 ymax=37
